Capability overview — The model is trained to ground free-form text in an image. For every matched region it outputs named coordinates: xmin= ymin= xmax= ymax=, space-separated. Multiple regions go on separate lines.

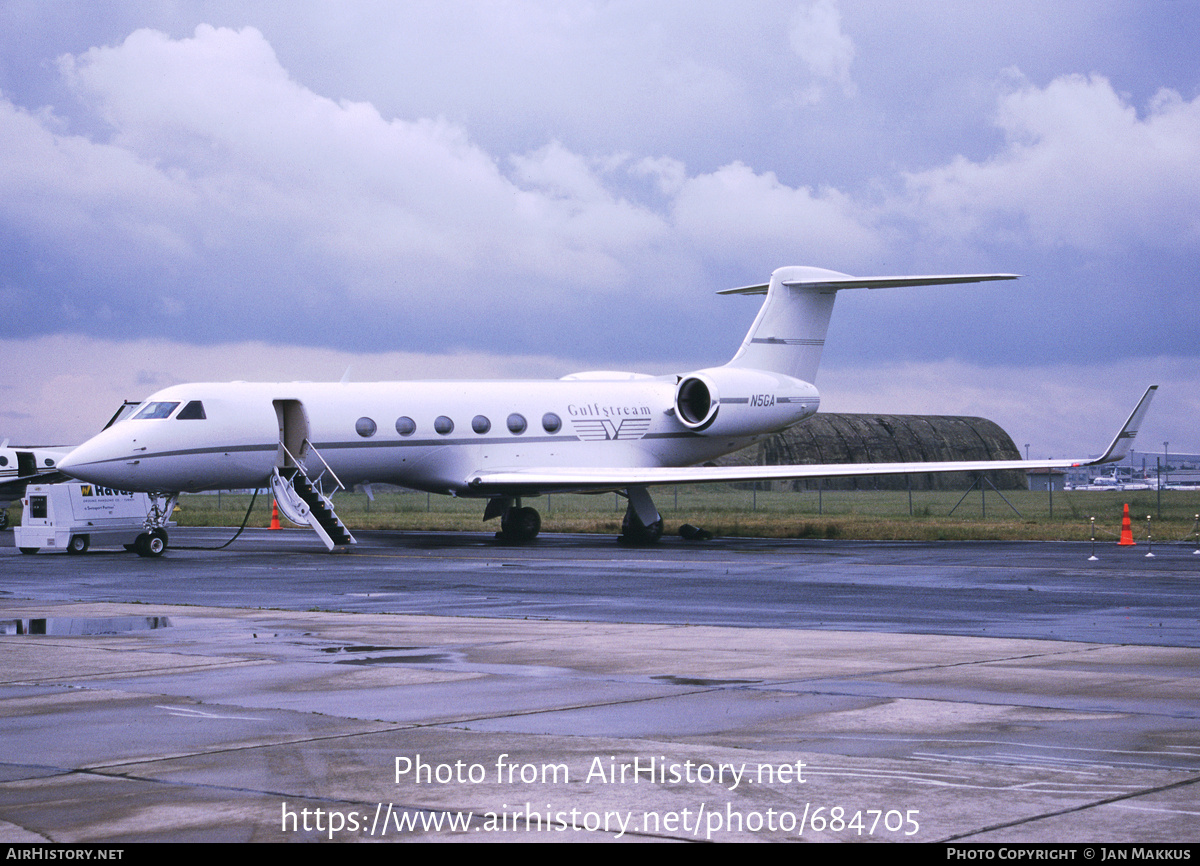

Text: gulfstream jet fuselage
xmin=60 ymin=372 xmax=818 ymax=496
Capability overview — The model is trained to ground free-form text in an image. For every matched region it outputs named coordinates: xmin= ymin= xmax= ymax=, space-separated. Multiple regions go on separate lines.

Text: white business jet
xmin=58 ymin=266 xmax=1157 ymax=555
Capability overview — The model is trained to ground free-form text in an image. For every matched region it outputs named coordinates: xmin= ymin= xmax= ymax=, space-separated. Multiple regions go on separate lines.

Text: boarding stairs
xmin=270 ymin=444 xmax=355 ymax=551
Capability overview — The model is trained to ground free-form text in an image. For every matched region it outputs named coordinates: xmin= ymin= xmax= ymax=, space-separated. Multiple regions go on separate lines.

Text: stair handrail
xmin=277 ymin=440 xmax=346 ymax=496
xmin=301 ymin=440 xmax=347 ymax=494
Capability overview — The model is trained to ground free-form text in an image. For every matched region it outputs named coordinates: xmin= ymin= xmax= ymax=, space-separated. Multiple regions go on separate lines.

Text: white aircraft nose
xmin=57 ymin=434 xmax=135 ymax=487
xmin=56 ymin=448 xmax=88 ymax=476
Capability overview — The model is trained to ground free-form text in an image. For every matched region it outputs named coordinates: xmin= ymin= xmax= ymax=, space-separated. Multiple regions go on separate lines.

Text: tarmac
xmin=2 ymin=528 xmax=1198 ymax=843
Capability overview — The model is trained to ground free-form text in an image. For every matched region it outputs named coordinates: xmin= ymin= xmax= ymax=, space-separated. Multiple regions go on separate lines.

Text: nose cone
xmin=58 ymin=430 xmax=141 ymax=490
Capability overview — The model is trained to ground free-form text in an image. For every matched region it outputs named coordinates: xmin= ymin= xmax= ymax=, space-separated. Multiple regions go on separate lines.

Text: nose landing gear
xmin=133 ymin=527 xmax=169 ymax=558
xmin=133 ymin=494 xmax=177 ymax=557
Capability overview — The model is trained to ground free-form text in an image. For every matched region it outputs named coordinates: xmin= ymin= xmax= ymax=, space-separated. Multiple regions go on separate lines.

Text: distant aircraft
xmin=1074 ymin=467 xmax=1163 ymax=491
xmin=0 ymin=440 xmax=74 ymax=529
xmin=58 ymin=266 xmax=1157 ymax=555
xmin=1088 ymin=469 xmax=1126 ymax=490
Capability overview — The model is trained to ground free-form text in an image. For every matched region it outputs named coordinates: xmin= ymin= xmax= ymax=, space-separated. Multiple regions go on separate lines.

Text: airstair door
xmin=273 ymin=399 xmax=309 ymax=470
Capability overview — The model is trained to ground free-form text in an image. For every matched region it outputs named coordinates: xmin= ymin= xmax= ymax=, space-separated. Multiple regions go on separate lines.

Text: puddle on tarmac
xmin=334 ymin=653 xmax=452 ymax=665
xmin=651 ymin=675 xmax=761 ymax=687
xmin=320 ymin=644 xmax=452 ymax=665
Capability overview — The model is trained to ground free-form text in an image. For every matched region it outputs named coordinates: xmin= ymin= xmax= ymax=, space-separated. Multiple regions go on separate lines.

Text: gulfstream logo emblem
xmin=572 ymin=418 xmax=652 ymax=441
xmin=568 ymin=402 xmax=653 ymax=441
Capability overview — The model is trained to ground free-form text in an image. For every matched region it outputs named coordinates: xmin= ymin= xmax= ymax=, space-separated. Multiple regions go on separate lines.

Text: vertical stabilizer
xmin=721 ymin=266 xmax=844 ymax=383
xmin=720 ymin=267 xmax=1019 ymax=383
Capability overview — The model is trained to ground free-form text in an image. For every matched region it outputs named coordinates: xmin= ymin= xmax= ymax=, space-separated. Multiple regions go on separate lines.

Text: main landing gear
xmin=486 ymin=486 xmax=684 ymax=546
xmin=618 ymin=486 xmax=663 ymax=545
xmin=488 ymin=496 xmax=542 ymax=543
xmin=500 ymin=504 xmax=542 ymax=543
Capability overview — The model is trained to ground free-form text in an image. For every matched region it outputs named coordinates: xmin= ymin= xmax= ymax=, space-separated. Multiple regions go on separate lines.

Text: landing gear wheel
xmin=499 ymin=506 xmax=541 ymax=542
xmin=67 ymin=534 xmax=90 ymax=555
xmin=135 ymin=530 xmax=167 ymax=558
xmin=620 ymin=507 xmax=664 ymax=545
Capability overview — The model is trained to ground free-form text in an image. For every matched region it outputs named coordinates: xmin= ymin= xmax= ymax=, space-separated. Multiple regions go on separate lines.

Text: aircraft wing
xmin=0 ymin=471 xmax=68 ymax=503
xmin=467 ymin=386 xmax=1157 ymax=495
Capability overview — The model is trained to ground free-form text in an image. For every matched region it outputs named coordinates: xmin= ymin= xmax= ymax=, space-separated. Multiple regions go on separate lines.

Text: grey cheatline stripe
xmin=319 ymin=434 xmax=579 ymax=449
xmin=80 ymin=428 xmax=718 ymax=466
xmin=100 ymin=433 xmax=602 ymax=463
xmin=68 ymin=442 xmax=277 ymax=467
xmin=750 ymin=337 xmax=825 ymax=345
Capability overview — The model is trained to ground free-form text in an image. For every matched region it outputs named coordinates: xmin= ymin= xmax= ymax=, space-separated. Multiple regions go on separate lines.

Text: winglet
xmin=1090 ymin=385 xmax=1158 ymax=465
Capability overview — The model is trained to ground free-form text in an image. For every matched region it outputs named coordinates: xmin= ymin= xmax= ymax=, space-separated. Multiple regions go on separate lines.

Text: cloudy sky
xmin=1 ymin=1 xmax=1196 ymax=460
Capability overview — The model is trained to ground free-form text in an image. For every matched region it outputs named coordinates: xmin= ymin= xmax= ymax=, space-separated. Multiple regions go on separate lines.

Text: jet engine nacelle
xmin=673 ymin=366 xmax=819 ymax=437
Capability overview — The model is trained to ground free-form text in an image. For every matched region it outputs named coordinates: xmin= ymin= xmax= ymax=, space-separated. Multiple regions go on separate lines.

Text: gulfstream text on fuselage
xmin=567 ymin=403 xmax=652 ymax=418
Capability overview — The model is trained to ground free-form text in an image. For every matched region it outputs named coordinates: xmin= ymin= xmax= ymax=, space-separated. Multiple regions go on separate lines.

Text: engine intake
xmin=675 ymin=375 xmax=719 ymax=430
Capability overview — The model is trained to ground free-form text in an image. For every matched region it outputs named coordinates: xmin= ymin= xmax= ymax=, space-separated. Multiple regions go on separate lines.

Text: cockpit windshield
xmin=132 ymin=401 xmax=180 ymax=420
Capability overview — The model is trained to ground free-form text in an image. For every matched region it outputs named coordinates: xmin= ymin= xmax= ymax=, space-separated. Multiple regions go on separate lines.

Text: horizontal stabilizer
xmin=719 ymin=272 xmax=1021 ymax=295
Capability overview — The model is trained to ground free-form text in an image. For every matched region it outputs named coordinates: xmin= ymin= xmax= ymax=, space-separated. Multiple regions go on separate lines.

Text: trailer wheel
xmin=19 ymin=547 xmax=39 ymax=555
xmin=67 ymin=534 xmax=90 ymax=555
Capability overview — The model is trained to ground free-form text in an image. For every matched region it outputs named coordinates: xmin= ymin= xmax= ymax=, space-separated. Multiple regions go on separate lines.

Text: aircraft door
xmin=273 ymin=400 xmax=310 ymax=470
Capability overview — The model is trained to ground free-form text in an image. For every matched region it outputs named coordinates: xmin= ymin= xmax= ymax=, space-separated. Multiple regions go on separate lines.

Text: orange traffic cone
xmin=1118 ymin=502 xmax=1135 ymax=545
xmin=270 ymin=499 xmax=281 ymax=530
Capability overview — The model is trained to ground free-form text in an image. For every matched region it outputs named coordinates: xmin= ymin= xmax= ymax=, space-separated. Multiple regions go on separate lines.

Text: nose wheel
xmin=131 ymin=493 xmax=177 ymax=557
xmin=134 ymin=528 xmax=168 ymax=558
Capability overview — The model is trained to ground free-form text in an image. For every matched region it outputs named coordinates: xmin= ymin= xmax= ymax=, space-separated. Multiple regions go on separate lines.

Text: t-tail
xmin=720 ymin=266 xmax=1021 ymax=382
